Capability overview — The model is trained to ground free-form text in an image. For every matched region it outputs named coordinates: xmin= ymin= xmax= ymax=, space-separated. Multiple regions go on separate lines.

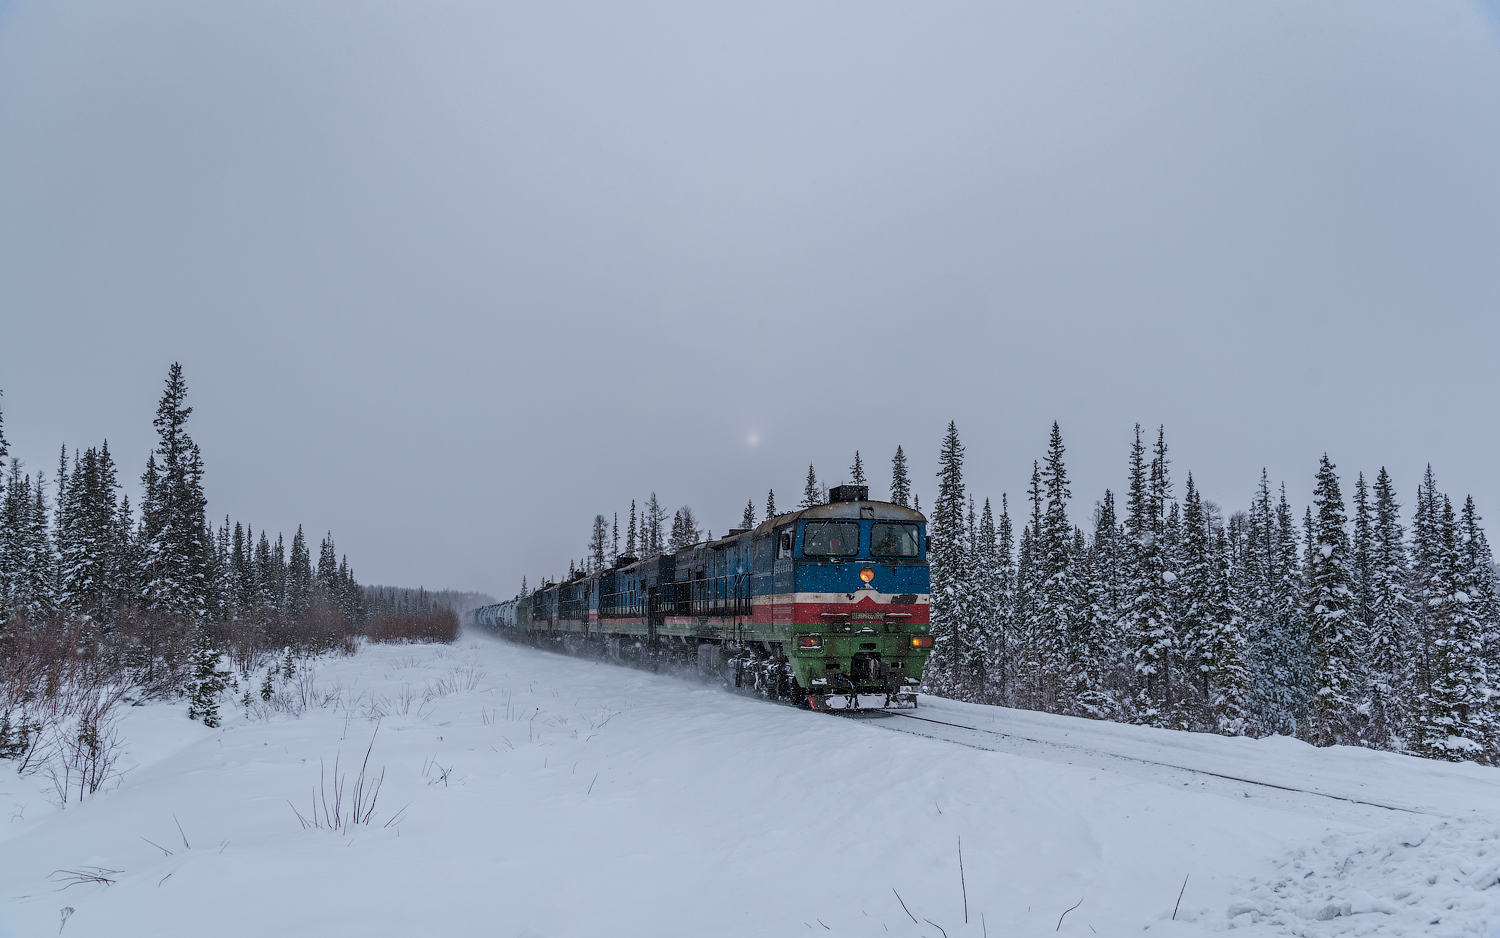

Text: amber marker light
xmin=859 ymin=566 xmax=874 ymax=583
xmin=797 ymin=636 xmax=822 ymax=649
xmin=911 ymin=636 xmax=933 ymax=648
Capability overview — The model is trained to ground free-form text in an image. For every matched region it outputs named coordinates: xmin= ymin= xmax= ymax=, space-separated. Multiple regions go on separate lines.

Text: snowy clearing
xmin=3 ymin=632 xmax=1498 ymax=938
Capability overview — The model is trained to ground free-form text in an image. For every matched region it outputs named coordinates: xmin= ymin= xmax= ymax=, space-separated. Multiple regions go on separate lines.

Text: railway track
xmin=847 ymin=709 xmax=1451 ymax=819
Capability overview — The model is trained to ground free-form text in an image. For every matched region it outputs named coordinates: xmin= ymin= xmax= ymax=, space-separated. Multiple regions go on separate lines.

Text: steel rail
xmin=879 ymin=711 xmax=1441 ymax=817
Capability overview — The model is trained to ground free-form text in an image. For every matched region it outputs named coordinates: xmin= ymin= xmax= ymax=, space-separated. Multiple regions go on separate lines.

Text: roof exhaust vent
xmin=829 ymin=484 xmax=868 ymax=504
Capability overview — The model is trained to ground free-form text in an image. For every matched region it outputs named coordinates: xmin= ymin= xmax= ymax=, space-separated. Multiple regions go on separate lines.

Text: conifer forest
xmin=0 ymin=365 xmax=466 ymax=774
xmin=914 ymin=421 xmax=1498 ymax=766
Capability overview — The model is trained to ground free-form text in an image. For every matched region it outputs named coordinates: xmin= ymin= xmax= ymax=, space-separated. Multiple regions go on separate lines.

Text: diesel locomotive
xmin=473 ymin=484 xmax=932 ymax=710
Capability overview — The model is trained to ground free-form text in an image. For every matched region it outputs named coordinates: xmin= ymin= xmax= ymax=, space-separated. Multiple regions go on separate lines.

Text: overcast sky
xmin=2 ymin=1 xmax=1498 ymax=598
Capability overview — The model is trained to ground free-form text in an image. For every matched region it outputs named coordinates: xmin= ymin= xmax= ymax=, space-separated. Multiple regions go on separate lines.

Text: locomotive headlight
xmin=859 ymin=566 xmax=874 ymax=583
xmin=797 ymin=635 xmax=823 ymax=649
xmin=911 ymin=636 xmax=933 ymax=648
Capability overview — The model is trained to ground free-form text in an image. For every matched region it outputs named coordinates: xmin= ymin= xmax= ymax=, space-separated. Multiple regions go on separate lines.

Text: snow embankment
xmin=1224 ymin=820 xmax=1500 ymax=936
xmin=1 ymin=633 xmax=1497 ymax=938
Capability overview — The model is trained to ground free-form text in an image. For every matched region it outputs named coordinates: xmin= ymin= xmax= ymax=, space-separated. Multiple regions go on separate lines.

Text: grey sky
xmin=2 ymin=1 xmax=1498 ymax=597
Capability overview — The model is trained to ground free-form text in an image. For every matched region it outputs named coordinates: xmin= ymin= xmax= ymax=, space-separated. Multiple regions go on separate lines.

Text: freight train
xmin=473 ymin=485 xmax=932 ymax=710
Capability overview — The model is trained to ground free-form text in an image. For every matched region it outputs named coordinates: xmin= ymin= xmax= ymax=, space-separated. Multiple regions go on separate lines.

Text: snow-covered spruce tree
xmin=1234 ymin=481 xmax=1273 ymax=712
xmin=926 ymin=422 xmax=973 ymax=697
xmin=668 ymin=506 xmax=700 ymax=552
xmin=890 ymin=446 xmax=910 ymax=507
xmin=973 ymin=498 xmax=1003 ymax=702
xmin=1073 ymin=491 xmax=1123 ymax=719
xmin=1092 ymin=489 xmax=1125 ymax=652
xmin=1365 ymin=468 xmax=1415 ymax=749
xmin=185 ymin=622 xmax=228 ymax=727
xmin=1203 ymin=527 xmax=1251 ymax=734
xmin=231 ymin=523 xmax=253 ymax=611
xmin=1409 ymin=466 xmax=1441 ymax=701
xmin=1461 ymin=497 xmax=1499 ymax=698
xmin=140 ymin=364 xmax=210 ymax=617
xmin=271 ymin=533 xmax=287 ymax=614
xmin=741 ymin=500 xmax=756 ymax=531
xmin=1352 ymin=473 xmax=1375 ymax=651
xmin=1069 ymin=505 xmax=1114 ymax=719
xmin=1462 ymin=499 xmax=1500 ymax=764
xmin=589 ymin=514 xmax=608 ymax=570
xmin=1275 ymin=488 xmax=1311 ymax=729
xmin=1037 ymin=423 xmax=1075 ymax=714
xmin=1012 ymin=462 xmax=1045 ymax=708
xmin=107 ymin=492 xmax=141 ymax=611
xmin=253 ymin=531 xmax=275 ymax=610
xmin=765 ymin=490 xmax=776 ymax=520
xmin=849 ymin=451 xmax=865 ymax=485
xmin=57 ymin=445 xmax=121 ymax=618
xmin=1123 ymin=425 xmax=1175 ymax=726
xmin=1412 ymin=496 xmax=1495 ymax=762
xmin=610 ymin=513 xmax=619 ymax=564
xmin=53 ymin=444 xmax=69 ymax=593
xmin=945 ymin=495 xmax=978 ymax=690
xmin=287 ymin=526 xmax=313 ymax=618
xmin=993 ymin=495 xmax=1016 ymax=704
xmin=5 ymin=469 xmax=57 ymax=620
xmin=206 ymin=517 xmax=229 ymax=622
xmin=1304 ymin=456 xmax=1363 ymax=747
xmin=336 ymin=556 xmax=362 ymax=621
xmin=1176 ymin=475 xmax=1215 ymax=727
xmin=644 ymin=493 xmax=667 ymax=556
xmin=1244 ymin=481 xmax=1308 ymax=736
xmin=0 ymin=399 xmax=8 ymax=631
xmin=317 ymin=533 xmax=338 ymax=597
xmin=0 ymin=460 xmax=17 ymax=627
xmin=800 ymin=465 xmax=821 ymax=509
xmin=626 ymin=500 xmax=638 ymax=556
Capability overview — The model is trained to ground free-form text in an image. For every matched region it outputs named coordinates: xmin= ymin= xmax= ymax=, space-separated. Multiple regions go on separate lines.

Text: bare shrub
xmin=287 ymin=726 xmax=404 ymax=833
xmin=50 ymin=867 xmax=120 ymax=889
xmin=42 ymin=686 xmax=127 ymax=804
xmin=364 ymin=610 xmax=459 ymax=645
xmin=1 ymin=614 xmax=136 ymax=789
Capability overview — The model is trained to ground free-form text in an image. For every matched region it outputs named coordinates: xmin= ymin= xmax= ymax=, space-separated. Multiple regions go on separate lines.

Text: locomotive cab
xmin=773 ymin=486 xmax=931 ymax=708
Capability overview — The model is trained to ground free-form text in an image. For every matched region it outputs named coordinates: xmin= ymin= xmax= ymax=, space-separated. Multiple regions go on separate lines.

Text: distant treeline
xmin=364 ymin=585 xmax=494 ymax=618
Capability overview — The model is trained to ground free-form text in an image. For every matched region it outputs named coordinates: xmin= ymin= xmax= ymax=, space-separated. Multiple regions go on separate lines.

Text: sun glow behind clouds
xmin=746 ymin=431 xmax=761 ymax=447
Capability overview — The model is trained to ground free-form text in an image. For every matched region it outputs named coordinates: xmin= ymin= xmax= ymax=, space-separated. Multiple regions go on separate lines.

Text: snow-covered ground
xmin=3 ymin=633 xmax=1498 ymax=938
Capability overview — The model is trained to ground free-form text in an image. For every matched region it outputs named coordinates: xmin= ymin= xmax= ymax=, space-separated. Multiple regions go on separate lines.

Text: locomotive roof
xmin=750 ymin=499 xmax=926 ymax=537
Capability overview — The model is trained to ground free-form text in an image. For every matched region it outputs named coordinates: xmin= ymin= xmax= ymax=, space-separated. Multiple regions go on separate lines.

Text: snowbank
xmin=1 ymin=633 xmax=1497 ymax=938
xmin=1224 ymin=819 xmax=1500 ymax=935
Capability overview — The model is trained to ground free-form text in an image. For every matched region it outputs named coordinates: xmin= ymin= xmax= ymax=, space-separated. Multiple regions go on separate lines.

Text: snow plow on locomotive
xmin=474 ymin=485 xmax=932 ymax=710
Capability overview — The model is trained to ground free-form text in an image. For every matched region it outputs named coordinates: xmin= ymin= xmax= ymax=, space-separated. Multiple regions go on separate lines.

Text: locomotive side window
xmin=777 ymin=529 xmax=794 ymax=559
xmin=802 ymin=521 xmax=861 ymax=557
xmin=871 ymin=522 xmax=921 ymax=558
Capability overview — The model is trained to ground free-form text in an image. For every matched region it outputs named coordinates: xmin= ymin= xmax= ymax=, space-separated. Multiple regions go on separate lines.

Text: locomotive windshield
xmin=870 ymin=522 xmax=921 ymax=557
xmin=802 ymin=521 xmax=860 ymax=557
